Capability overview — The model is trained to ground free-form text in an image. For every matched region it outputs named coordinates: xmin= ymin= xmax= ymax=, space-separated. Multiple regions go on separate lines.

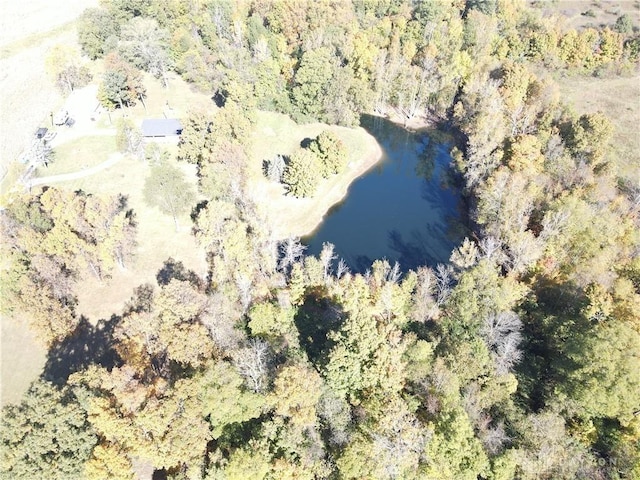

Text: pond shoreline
xmin=268 ymin=126 xmax=384 ymax=240
xmin=262 ymin=109 xmax=455 ymax=242
xmin=302 ymin=114 xmax=466 ymax=271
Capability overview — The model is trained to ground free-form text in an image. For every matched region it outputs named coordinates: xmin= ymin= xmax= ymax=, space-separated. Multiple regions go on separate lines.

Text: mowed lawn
xmin=61 ymin=154 xmax=206 ymax=321
xmin=41 ymin=74 xmax=211 ymax=324
xmin=250 ymin=111 xmax=373 ymax=176
xmin=2 ymin=74 xmax=211 ymax=405
xmin=38 ymin=135 xmax=117 ymax=176
xmin=249 ymin=111 xmax=382 ymax=238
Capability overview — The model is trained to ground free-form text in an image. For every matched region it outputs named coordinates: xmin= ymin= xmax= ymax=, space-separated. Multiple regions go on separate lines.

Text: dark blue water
xmin=303 ymin=115 xmax=465 ymax=273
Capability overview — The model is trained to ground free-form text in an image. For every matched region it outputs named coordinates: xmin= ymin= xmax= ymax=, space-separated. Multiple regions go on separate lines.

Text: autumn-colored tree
xmin=45 ymin=44 xmax=92 ymax=94
xmin=114 ymin=279 xmax=213 ymax=372
xmin=0 ymin=188 xmax=135 ymax=344
xmin=271 ymin=364 xmax=323 ymax=428
xmin=98 ymin=53 xmax=146 ymax=110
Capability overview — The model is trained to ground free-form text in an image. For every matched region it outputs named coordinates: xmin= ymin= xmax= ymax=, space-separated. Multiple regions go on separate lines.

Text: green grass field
xmin=248 ymin=110 xmax=383 ymax=238
xmin=250 ymin=111 xmax=373 ymax=179
xmin=38 ymin=135 xmax=117 ymax=176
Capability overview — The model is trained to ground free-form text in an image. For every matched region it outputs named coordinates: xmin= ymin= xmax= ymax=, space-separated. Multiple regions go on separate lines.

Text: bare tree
xmin=397 ymin=56 xmax=437 ymax=122
xmin=336 ymin=258 xmax=350 ymax=279
xmin=233 ymin=339 xmax=272 ymax=393
xmin=481 ymin=311 xmax=523 ymax=375
xmin=481 ymin=311 xmax=521 ymax=347
xmin=278 ymin=236 xmax=306 ymax=274
xmin=116 ymin=119 xmax=143 ymax=159
xmin=319 ymin=242 xmax=337 ymax=283
xmin=372 ymin=409 xmax=431 ymax=480
xmin=435 ymin=263 xmax=454 ymax=305
xmin=318 ymin=391 xmax=352 ymax=447
xmin=387 ymin=261 xmax=401 ymax=284
xmin=479 ymin=235 xmax=504 ymax=262
xmin=266 ymin=154 xmax=286 ymax=183
xmin=412 ymin=266 xmax=440 ymax=322
xmin=505 ymin=230 xmax=543 ymax=274
xmin=544 ymin=132 xmax=565 ymax=162
xmin=540 ymin=208 xmax=571 ymax=240
xmin=32 ymin=141 xmax=54 ymax=167
xmin=494 ymin=334 xmax=523 ymax=374
xmin=478 ymin=416 xmax=510 ymax=455
xmin=201 ymin=291 xmax=244 ymax=353
xmin=235 ymin=274 xmax=252 ymax=313
xmin=119 ymin=17 xmax=173 ymax=87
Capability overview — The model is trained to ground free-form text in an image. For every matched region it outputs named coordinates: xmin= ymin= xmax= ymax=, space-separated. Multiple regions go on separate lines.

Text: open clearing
xmin=37 ymin=135 xmax=118 ymax=176
xmin=529 ymin=1 xmax=640 ymax=182
xmin=530 ymin=0 xmax=640 ymax=30
xmin=2 ymin=61 xmax=383 ymax=405
xmin=249 ymin=111 xmax=382 ymax=239
xmin=556 ymin=73 xmax=640 ymax=183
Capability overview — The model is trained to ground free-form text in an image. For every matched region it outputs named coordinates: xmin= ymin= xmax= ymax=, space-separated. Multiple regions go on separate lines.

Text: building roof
xmin=141 ymin=119 xmax=183 ymax=137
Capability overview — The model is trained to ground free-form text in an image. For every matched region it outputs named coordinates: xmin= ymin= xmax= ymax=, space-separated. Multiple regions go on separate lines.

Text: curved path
xmin=28 ymin=152 xmax=124 ymax=187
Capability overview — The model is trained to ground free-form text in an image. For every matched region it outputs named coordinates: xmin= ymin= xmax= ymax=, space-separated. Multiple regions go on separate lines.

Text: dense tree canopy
xmin=0 ymin=381 xmax=97 ymax=479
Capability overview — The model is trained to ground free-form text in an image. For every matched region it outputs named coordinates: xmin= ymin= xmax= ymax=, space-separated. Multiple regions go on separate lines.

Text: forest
xmin=1 ymin=0 xmax=639 ymax=479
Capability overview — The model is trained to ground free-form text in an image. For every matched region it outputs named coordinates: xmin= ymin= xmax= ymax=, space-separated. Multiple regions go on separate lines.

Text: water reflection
xmin=303 ymin=115 xmax=466 ymax=273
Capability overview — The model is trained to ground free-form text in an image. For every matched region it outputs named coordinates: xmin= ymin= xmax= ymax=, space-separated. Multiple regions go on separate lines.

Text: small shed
xmin=141 ymin=119 xmax=183 ymax=138
xmin=35 ymin=127 xmax=48 ymax=139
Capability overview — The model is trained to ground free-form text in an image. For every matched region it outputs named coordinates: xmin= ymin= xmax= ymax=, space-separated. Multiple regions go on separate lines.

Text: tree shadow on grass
xmin=156 ymin=257 xmax=204 ymax=289
xmin=43 ymin=315 xmax=122 ymax=385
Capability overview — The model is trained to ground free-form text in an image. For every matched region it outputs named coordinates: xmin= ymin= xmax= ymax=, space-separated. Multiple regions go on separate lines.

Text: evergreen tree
xmin=282 ymin=149 xmax=321 ymax=198
xmin=310 ymin=130 xmax=348 ymax=178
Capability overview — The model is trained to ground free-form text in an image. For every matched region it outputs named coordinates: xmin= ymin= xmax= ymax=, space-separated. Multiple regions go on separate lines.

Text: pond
xmin=303 ymin=115 xmax=466 ymax=273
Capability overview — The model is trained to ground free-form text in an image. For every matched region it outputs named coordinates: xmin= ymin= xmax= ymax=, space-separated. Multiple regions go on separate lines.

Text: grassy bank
xmin=248 ymin=111 xmax=383 ymax=239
